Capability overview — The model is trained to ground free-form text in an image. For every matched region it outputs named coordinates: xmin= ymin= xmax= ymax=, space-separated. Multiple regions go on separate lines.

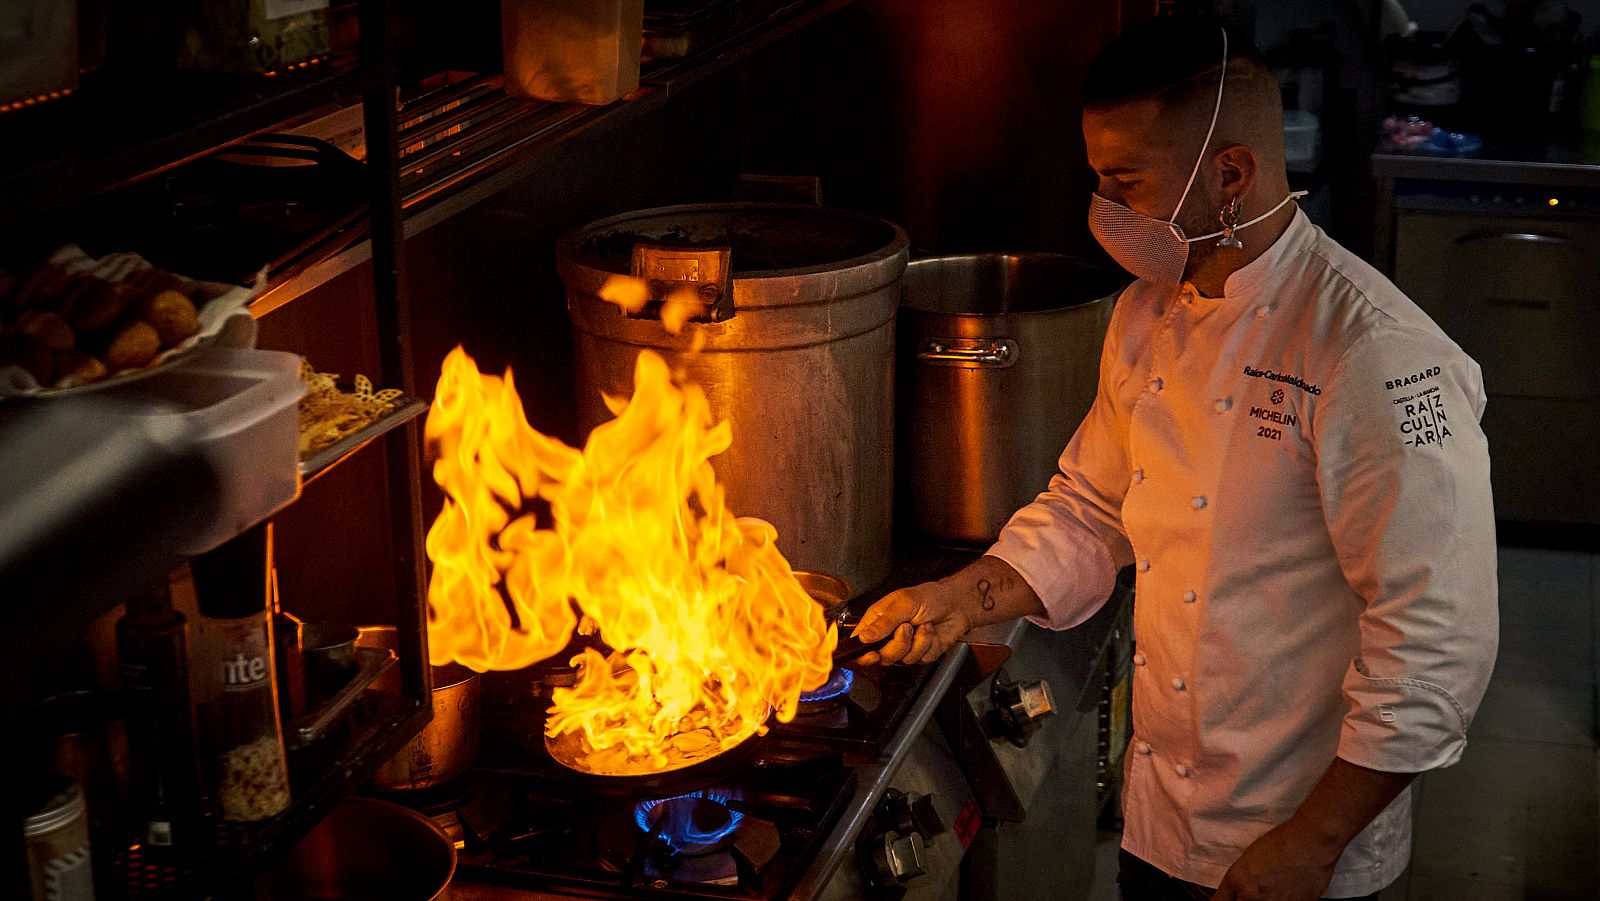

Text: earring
xmin=1217 ymin=197 xmax=1244 ymax=249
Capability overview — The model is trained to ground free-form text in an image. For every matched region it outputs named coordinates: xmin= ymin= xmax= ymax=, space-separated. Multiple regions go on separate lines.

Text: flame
xmin=424 ymin=345 xmax=837 ymax=774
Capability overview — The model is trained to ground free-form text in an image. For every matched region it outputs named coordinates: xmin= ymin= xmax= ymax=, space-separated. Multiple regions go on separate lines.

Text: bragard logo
xmin=1243 ymin=365 xmax=1321 ymax=396
xmin=1385 ymin=366 xmax=1441 ymax=391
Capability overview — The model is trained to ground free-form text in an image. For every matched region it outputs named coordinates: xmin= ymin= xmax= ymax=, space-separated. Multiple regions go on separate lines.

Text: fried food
xmin=298 ymin=359 xmax=403 ymax=456
xmin=1 ymin=249 xmax=214 ymax=391
xmin=55 ymin=351 xmax=108 ymax=385
xmin=15 ymin=310 xmax=75 ymax=352
xmin=142 ymin=289 xmax=200 ymax=345
xmin=104 ymin=321 xmax=162 ymax=370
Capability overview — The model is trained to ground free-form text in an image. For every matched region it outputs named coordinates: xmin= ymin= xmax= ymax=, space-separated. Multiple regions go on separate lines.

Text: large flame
xmin=424 ymin=345 xmax=837 ymax=774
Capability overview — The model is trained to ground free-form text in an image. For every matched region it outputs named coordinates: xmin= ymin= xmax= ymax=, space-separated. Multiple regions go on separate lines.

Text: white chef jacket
xmin=987 ymin=209 xmax=1498 ymax=896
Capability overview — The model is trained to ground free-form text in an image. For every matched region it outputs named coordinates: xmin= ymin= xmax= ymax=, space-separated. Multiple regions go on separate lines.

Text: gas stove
xmin=378 ymin=551 xmax=1127 ymax=901
xmin=410 ymin=660 xmax=936 ymax=899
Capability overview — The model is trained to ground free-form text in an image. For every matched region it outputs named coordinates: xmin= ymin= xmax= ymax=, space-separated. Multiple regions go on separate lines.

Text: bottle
xmin=190 ymin=523 xmax=291 ymax=823
xmin=116 ymin=576 xmax=206 ymax=853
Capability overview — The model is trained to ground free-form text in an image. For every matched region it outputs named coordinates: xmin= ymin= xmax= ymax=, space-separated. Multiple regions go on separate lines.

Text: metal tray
xmin=288 ymin=645 xmax=398 ymax=748
xmin=299 ymin=393 xmax=428 ymax=484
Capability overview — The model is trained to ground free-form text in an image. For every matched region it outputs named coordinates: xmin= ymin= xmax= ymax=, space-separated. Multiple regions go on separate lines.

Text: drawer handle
xmin=917 ymin=337 xmax=1019 ymax=368
xmin=1454 ymin=231 xmax=1572 ymax=247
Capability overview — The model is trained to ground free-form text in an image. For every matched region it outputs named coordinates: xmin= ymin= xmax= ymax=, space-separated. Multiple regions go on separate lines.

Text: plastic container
xmin=502 ymin=0 xmax=645 ymax=104
xmin=103 ymin=347 xmax=304 ymax=555
xmin=24 ymin=776 xmax=95 ymax=901
xmin=1283 ymin=109 xmax=1320 ymax=168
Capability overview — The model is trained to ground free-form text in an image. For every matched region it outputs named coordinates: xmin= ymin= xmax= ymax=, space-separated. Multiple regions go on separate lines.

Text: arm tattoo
xmin=977 ymin=578 xmax=996 ymax=611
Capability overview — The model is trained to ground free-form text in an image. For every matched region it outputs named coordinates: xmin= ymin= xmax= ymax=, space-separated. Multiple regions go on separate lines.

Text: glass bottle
xmin=116 ymin=576 xmax=206 ymax=853
xmin=190 ymin=523 xmax=291 ymax=823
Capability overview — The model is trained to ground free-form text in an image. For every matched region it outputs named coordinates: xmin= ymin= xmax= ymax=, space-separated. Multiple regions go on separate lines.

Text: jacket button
xmin=1215 ymin=398 xmax=1232 ymax=413
xmin=1171 ymin=677 xmax=1186 ymax=691
xmin=1133 ymin=652 xmax=1146 ymax=666
xmin=1137 ymin=559 xmax=1151 ymax=573
xmin=1175 ymin=764 xmax=1190 ymax=777
xmin=1136 ymin=741 xmax=1152 ymax=755
xmin=1255 ymin=304 xmax=1276 ymax=318
xmin=1192 ymin=495 xmax=1207 ymax=509
xmin=1183 ymin=590 xmax=1198 ymax=603
xmin=1132 ymin=469 xmax=1145 ymax=484
xmin=1148 ymin=377 xmax=1164 ymax=393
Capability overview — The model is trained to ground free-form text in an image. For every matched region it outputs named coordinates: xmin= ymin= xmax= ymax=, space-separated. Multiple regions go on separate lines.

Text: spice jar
xmin=191 ymin=523 xmax=291 ymax=823
xmin=24 ymin=776 xmax=96 ymax=901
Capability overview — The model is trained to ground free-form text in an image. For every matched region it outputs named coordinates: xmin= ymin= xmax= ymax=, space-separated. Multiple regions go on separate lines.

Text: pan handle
xmin=833 ymin=631 xmax=892 ymax=664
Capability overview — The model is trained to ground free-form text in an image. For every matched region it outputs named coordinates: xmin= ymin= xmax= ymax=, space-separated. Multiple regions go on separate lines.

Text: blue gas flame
xmin=799 ymin=667 xmax=854 ymax=703
xmin=633 ymin=788 xmax=745 ymax=849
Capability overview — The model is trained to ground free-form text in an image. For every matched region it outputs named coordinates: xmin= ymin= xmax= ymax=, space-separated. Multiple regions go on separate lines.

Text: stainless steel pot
xmin=254 ymin=796 xmax=455 ymax=900
xmin=357 ymin=625 xmax=481 ymax=792
xmin=898 ymin=254 xmax=1126 ymax=545
xmin=560 ymin=203 xmax=908 ymax=597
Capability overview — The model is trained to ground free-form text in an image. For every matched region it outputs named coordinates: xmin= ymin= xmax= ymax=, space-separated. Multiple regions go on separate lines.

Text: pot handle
xmin=916 ymin=337 xmax=1019 ymax=369
xmin=629 ymin=243 xmax=735 ymax=323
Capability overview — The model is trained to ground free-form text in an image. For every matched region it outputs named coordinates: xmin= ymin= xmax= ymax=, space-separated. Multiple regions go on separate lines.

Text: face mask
xmin=1088 ymin=27 xmax=1305 ymax=285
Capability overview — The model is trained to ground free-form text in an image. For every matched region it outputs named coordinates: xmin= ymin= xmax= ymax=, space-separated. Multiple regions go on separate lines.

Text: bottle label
xmin=147 ymin=821 xmax=173 ymax=847
xmin=221 ymin=651 xmax=271 ymax=691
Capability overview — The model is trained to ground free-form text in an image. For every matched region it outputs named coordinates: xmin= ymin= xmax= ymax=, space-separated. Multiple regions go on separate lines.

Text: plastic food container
xmin=502 ymin=0 xmax=645 ymax=104
xmin=102 ymin=347 xmax=304 ymax=554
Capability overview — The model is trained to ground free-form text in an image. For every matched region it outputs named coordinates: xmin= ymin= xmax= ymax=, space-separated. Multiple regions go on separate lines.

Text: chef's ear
xmin=1211 ymin=143 xmax=1257 ymax=201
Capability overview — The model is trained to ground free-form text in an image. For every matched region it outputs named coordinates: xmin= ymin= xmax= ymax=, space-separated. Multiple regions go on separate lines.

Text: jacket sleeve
xmin=986 ymin=300 xmax=1137 ymax=631
xmin=1313 ymin=325 xmax=1499 ymax=773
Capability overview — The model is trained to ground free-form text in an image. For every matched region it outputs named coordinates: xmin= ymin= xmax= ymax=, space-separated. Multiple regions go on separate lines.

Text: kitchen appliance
xmin=437 ymin=553 xmax=1130 ymax=901
xmin=1390 ymin=180 xmax=1600 ymax=524
xmin=560 ymin=203 xmax=909 ymax=597
xmin=898 ymin=254 xmax=1125 ymax=546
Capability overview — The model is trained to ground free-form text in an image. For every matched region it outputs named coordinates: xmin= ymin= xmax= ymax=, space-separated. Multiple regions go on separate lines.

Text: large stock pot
xmin=559 ymin=203 xmax=909 ymax=597
xmin=899 ymin=254 xmax=1126 ymax=546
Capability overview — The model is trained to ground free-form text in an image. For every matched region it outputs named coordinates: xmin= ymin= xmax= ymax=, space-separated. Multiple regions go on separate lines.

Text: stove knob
xmin=988 ymin=668 xmax=1056 ymax=748
xmin=874 ymin=788 xmax=946 ymax=839
xmin=877 ymin=831 xmax=927 ymax=885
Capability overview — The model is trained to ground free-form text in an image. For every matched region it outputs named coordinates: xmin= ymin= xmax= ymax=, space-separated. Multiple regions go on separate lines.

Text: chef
xmin=854 ymin=17 xmax=1498 ymax=901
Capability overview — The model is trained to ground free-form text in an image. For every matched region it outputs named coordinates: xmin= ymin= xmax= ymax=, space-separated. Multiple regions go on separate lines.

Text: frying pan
xmin=544 ymin=570 xmax=877 ymax=795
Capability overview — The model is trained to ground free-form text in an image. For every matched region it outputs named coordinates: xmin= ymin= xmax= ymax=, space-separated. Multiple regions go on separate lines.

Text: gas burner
xmin=633 ymin=789 xmax=745 ymax=855
xmin=799 ymin=667 xmax=854 ymax=704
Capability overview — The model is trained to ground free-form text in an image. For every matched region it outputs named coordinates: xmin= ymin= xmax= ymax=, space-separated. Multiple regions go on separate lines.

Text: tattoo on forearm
xmin=977 ymin=578 xmax=996 ymax=610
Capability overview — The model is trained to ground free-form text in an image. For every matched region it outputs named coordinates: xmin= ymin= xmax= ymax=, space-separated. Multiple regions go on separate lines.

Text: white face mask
xmin=1088 ymin=27 xmax=1305 ymax=285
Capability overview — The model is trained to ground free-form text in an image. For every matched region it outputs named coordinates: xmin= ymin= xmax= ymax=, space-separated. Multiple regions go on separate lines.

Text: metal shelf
xmin=249 ymin=0 xmax=865 ymax=318
xmin=0 ymin=62 xmax=382 ymax=231
xmin=300 ymin=394 xmax=430 ymax=487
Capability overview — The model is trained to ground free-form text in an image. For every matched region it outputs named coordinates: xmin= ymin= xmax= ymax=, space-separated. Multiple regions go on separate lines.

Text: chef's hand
xmin=1211 ymin=820 xmax=1339 ymax=901
xmin=851 ymin=580 xmax=972 ymax=666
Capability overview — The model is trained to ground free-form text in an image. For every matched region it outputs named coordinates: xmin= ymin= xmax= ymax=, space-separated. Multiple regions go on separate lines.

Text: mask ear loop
xmin=1165 ymin=25 xmax=1230 ymax=241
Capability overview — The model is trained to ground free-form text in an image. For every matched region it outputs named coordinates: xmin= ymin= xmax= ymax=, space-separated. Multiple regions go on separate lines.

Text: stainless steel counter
xmin=1371 ymin=134 xmax=1600 ymax=188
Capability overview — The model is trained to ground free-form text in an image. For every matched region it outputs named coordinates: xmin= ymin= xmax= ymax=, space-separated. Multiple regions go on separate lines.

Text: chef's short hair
xmin=1083 ymin=16 xmax=1276 ymax=114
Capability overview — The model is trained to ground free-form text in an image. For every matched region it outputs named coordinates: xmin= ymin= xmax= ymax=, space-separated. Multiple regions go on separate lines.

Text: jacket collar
xmin=1215 ymin=206 xmax=1315 ymax=299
